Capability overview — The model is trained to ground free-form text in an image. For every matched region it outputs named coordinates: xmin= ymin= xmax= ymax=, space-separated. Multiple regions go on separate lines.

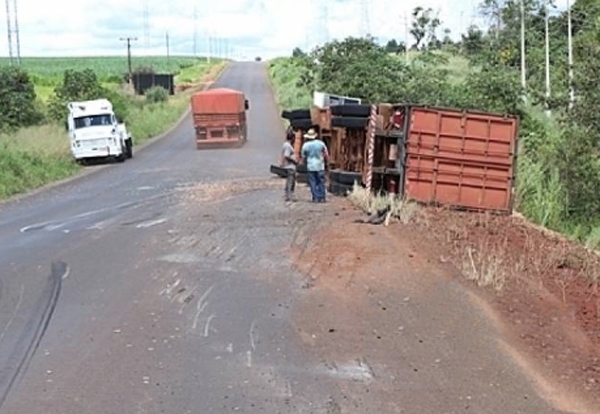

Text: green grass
xmin=267 ymin=57 xmax=312 ymax=111
xmin=0 ymin=58 xmax=227 ymax=200
xmin=391 ymin=50 xmax=476 ymax=85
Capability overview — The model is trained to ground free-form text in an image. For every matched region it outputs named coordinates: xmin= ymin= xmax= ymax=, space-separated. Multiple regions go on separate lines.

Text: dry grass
xmin=347 ymin=183 xmax=421 ymax=225
xmin=0 ymin=123 xmax=70 ymax=156
xmin=461 ymin=244 xmax=507 ymax=292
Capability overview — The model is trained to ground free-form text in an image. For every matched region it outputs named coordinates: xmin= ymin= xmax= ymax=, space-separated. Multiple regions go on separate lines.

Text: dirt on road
xmin=289 ymin=195 xmax=600 ymax=413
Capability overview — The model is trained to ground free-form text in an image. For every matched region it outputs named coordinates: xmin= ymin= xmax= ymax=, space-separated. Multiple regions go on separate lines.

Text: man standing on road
xmin=301 ymin=128 xmax=329 ymax=203
xmin=281 ymin=127 xmax=298 ymax=202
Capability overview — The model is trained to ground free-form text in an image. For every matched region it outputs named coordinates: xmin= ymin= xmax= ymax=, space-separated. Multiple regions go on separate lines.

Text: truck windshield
xmin=74 ymin=114 xmax=112 ymax=129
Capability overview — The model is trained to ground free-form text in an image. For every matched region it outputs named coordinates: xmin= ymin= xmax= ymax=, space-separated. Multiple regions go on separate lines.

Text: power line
xmin=143 ymin=0 xmax=150 ymax=52
xmin=193 ymin=5 xmax=198 ymax=57
xmin=359 ymin=0 xmax=370 ymax=37
xmin=5 ymin=0 xmax=20 ymax=65
xmin=567 ymin=0 xmax=574 ymax=109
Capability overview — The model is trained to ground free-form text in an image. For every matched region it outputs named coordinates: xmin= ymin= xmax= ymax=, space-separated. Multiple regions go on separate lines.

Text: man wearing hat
xmin=300 ymin=128 xmax=329 ymax=203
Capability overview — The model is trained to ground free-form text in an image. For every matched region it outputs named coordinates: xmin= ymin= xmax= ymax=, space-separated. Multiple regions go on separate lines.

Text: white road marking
xmin=246 ymin=350 xmax=252 ymax=367
xmin=249 ymin=320 xmax=257 ymax=351
xmin=62 ymin=265 xmax=71 ymax=279
xmin=203 ymin=314 xmax=215 ymax=337
xmin=136 ymin=218 xmax=167 ymax=228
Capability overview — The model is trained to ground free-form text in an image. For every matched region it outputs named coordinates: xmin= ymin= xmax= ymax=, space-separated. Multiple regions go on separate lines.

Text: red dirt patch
xmin=291 ymin=198 xmax=600 ymax=410
xmin=401 ymin=206 xmax=600 ymax=400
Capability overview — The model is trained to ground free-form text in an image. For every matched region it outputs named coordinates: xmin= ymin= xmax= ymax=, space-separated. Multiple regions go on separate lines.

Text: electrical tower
xmin=142 ymin=0 xmax=150 ymax=53
xmin=5 ymin=0 xmax=20 ymax=65
xmin=315 ymin=0 xmax=329 ymax=45
xmin=193 ymin=5 xmax=198 ymax=57
xmin=359 ymin=0 xmax=370 ymax=38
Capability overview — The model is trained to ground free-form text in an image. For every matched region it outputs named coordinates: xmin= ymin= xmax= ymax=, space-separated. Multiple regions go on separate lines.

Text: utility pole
xmin=193 ymin=5 xmax=197 ymax=57
xmin=567 ymin=0 xmax=574 ymax=109
xmin=206 ymin=33 xmax=211 ymax=63
xmin=544 ymin=0 xmax=551 ymax=116
xmin=119 ymin=36 xmax=137 ymax=83
xmin=143 ymin=0 xmax=150 ymax=53
xmin=404 ymin=10 xmax=409 ymax=63
xmin=166 ymin=31 xmax=170 ymax=60
xmin=520 ymin=0 xmax=527 ymax=102
xmin=5 ymin=0 xmax=20 ymax=65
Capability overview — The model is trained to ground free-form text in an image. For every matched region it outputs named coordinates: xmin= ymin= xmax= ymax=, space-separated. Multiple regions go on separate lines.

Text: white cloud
xmin=0 ymin=0 xmax=571 ymax=59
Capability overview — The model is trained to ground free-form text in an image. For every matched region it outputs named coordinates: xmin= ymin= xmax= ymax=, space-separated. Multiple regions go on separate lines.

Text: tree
xmin=0 ymin=67 xmax=42 ymax=131
xmin=410 ymin=7 xmax=441 ymax=49
xmin=48 ymin=69 xmax=128 ymax=122
xmin=306 ymin=37 xmax=411 ymax=103
xmin=292 ymin=47 xmax=306 ymax=58
xmin=461 ymin=25 xmax=486 ymax=56
xmin=385 ymin=39 xmax=399 ymax=53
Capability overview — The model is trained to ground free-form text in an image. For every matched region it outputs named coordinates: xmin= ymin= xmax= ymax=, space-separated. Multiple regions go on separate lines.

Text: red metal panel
xmin=407 ymin=107 xmax=516 ymax=165
xmin=191 ymin=88 xmax=245 ymax=114
xmin=404 ymin=107 xmax=518 ymax=213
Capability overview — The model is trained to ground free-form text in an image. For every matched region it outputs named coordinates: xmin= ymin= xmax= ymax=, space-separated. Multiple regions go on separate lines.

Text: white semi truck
xmin=67 ymin=99 xmax=133 ymax=164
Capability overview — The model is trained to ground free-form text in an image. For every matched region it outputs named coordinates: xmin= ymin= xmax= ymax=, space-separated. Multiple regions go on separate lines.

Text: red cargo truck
xmin=190 ymin=88 xmax=249 ymax=149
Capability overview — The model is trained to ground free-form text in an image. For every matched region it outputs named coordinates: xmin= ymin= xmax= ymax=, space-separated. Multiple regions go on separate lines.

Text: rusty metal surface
xmin=403 ymin=107 xmax=518 ymax=213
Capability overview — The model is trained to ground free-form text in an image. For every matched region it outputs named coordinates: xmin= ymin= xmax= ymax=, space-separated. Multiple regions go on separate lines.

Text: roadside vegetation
xmin=268 ymin=0 xmax=600 ymax=249
xmin=0 ymin=56 xmax=226 ymax=199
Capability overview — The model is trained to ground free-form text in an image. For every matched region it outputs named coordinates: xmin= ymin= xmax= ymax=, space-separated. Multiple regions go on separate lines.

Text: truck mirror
xmin=245 ymin=99 xmax=249 ymax=110
xmin=65 ymin=120 xmax=69 ymax=131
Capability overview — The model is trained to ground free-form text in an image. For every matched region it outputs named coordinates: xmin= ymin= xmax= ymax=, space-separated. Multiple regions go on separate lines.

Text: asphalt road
xmin=0 ymin=62 xmax=574 ymax=413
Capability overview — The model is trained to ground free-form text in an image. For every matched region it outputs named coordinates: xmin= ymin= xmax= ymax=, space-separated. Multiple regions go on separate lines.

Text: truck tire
xmin=126 ymin=138 xmax=133 ymax=159
xmin=331 ymin=117 xmax=369 ymax=129
xmin=270 ymin=165 xmax=288 ymax=178
xmin=282 ymin=109 xmax=311 ymax=120
xmin=329 ymin=169 xmax=363 ymax=186
xmin=330 ymin=104 xmax=372 ymax=117
xmin=328 ymin=182 xmax=353 ymax=196
xmin=290 ymin=118 xmax=314 ymax=129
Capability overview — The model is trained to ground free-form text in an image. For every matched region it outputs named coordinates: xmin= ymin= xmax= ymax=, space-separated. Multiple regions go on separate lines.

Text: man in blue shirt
xmin=301 ymin=128 xmax=329 ymax=203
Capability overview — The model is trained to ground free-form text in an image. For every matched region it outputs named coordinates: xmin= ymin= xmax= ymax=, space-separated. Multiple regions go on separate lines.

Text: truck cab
xmin=67 ymin=99 xmax=133 ymax=163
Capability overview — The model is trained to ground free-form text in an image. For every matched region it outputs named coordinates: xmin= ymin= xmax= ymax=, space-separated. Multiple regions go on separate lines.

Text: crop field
xmin=0 ymin=56 xmax=208 ymax=82
xmin=0 ymin=56 xmax=219 ymax=101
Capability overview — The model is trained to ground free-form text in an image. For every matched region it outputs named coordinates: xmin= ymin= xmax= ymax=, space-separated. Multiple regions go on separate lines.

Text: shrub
xmin=145 ymin=86 xmax=169 ymax=103
xmin=0 ymin=66 xmax=43 ymax=131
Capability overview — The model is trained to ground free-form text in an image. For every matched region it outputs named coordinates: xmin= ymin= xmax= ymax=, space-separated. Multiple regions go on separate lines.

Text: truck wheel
xmin=328 ymin=182 xmax=353 ymax=196
xmin=116 ymin=145 xmax=126 ymax=163
xmin=329 ymin=169 xmax=363 ymax=186
xmin=290 ymin=118 xmax=314 ymax=129
xmin=330 ymin=104 xmax=372 ymax=117
xmin=126 ymin=139 xmax=133 ymax=159
xmin=282 ymin=109 xmax=311 ymax=120
xmin=331 ymin=117 xmax=369 ymax=128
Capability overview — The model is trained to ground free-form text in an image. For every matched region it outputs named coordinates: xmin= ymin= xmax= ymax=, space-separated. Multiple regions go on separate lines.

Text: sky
xmin=0 ymin=0 xmax=571 ymax=60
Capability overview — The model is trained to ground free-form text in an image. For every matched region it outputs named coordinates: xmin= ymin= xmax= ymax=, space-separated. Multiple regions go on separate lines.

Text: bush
xmin=48 ymin=69 xmax=106 ymax=122
xmin=0 ymin=66 xmax=43 ymax=131
xmin=48 ymin=68 xmax=131 ymax=123
xmin=145 ymin=86 xmax=169 ymax=103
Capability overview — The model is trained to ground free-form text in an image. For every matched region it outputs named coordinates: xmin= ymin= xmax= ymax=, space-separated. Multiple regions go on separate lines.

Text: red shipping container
xmin=403 ymin=107 xmax=518 ymax=213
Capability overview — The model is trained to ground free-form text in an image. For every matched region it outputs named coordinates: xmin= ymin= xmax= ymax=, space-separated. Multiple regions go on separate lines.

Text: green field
xmin=0 ymin=56 xmax=219 ymax=101
xmin=0 ymin=56 xmax=209 ymax=82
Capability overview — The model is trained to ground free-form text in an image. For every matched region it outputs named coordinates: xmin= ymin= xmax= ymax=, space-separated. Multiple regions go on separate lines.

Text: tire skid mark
xmin=0 ymin=261 xmax=65 ymax=410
